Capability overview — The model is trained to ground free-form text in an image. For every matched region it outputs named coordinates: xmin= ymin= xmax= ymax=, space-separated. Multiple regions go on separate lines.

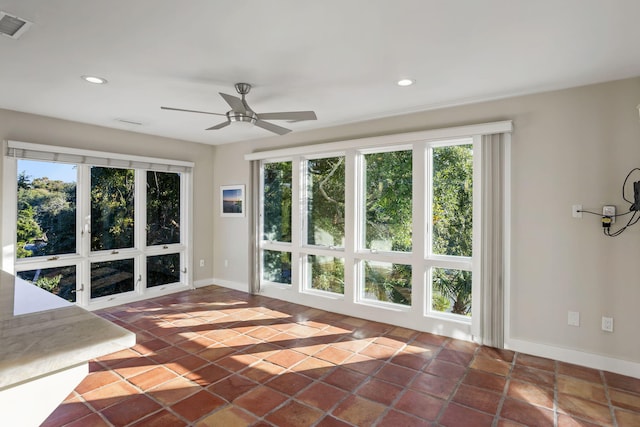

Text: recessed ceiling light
xmin=81 ymin=75 xmax=108 ymax=84
xmin=397 ymin=79 xmax=415 ymax=87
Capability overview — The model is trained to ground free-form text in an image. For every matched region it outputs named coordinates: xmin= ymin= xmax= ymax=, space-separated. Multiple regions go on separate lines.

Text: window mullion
xmin=291 ymin=156 xmax=303 ymax=294
xmin=78 ymin=164 xmax=91 ymax=306
xmin=412 ymin=142 xmax=427 ymax=316
xmin=344 ymin=149 xmax=358 ymax=304
xmin=135 ymin=169 xmax=146 ymax=294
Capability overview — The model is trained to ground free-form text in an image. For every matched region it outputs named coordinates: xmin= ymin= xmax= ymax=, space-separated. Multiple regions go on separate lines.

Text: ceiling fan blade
xmin=161 ymin=106 xmax=225 ymax=116
xmin=219 ymin=93 xmax=247 ymax=113
xmin=255 ymin=119 xmax=291 ymax=135
xmin=206 ymin=120 xmax=231 ymax=130
xmin=257 ymin=111 xmax=317 ymax=122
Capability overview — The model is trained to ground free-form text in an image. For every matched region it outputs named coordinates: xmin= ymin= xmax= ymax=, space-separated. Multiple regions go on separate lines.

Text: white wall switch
xmin=603 ymin=205 xmax=615 ymax=224
xmin=568 ymin=311 xmax=580 ymax=326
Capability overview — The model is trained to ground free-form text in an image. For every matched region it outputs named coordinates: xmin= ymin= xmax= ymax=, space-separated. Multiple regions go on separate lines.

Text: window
xmin=251 ymin=121 xmax=510 ymax=342
xmin=428 ymin=143 xmax=474 ymax=317
xmin=306 ymin=255 xmax=344 ymax=295
xmin=91 ymin=167 xmax=135 ymax=251
xmin=263 ymin=161 xmax=292 ymax=242
xmin=306 ymin=156 xmax=345 ymax=248
xmin=17 ymin=160 xmax=76 ymax=259
xmin=364 ymin=150 xmax=412 ymax=252
xmin=261 ymin=160 xmax=293 ymax=285
xmin=257 ymin=144 xmax=469 ymax=314
xmin=5 ymin=141 xmax=193 ymax=309
xmin=147 ymin=171 xmax=181 ymax=246
xmin=363 ymin=261 xmax=411 ymax=305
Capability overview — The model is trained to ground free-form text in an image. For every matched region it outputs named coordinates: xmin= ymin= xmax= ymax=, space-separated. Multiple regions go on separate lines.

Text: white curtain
xmin=479 ymin=133 xmax=507 ymax=348
xmin=249 ymin=160 xmax=261 ymax=294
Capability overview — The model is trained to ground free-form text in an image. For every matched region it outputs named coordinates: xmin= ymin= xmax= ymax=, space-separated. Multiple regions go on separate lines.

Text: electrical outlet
xmin=602 ymin=316 xmax=614 ymax=332
xmin=572 ymin=204 xmax=583 ymax=219
xmin=199 ymin=259 xmax=205 ymax=267
xmin=568 ymin=311 xmax=580 ymax=327
xmin=224 ymin=259 xmax=228 ymax=268
xmin=603 ymin=205 xmax=616 ymax=224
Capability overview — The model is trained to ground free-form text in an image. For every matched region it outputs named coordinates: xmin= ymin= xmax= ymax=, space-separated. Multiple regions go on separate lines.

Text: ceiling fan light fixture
xmin=397 ymin=78 xmax=415 ymax=87
xmin=81 ymin=75 xmax=108 ymax=85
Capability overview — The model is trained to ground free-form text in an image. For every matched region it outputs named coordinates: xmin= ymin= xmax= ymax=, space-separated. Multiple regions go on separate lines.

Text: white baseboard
xmin=210 ymin=278 xmax=249 ymax=293
xmin=194 ymin=278 xmax=215 ymax=288
xmin=506 ymin=338 xmax=640 ymax=379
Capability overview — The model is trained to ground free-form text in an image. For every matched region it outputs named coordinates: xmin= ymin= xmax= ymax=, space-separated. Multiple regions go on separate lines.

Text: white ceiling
xmin=1 ymin=0 xmax=639 ymax=146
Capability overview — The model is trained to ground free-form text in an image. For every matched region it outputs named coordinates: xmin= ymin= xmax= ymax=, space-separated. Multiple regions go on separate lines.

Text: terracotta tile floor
xmin=43 ymin=285 xmax=640 ymax=427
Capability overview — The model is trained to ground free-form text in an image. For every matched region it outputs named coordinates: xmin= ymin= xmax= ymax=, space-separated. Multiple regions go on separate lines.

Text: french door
xmin=12 ymin=159 xmax=189 ymax=308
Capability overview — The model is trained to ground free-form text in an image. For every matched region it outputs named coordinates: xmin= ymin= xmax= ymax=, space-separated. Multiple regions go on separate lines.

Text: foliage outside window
xmin=147 ymin=171 xmax=181 ymax=246
xmin=263 ymin=250 xmax=292 ymax=284
xmin=17 ymin=162 xmax=76 ymax=259
xmin=91 ymin=167 xmax=135 ymax=251
xmin=307 ymin=255 xmax=344 ymax=294
xmin=364 ymin=150 xmax=412 ymax=252
xmin=363 ymin=261 xmax=412 ymax=306
xmin=17 ymin=266 xmax=77 ymax=303
xmin=147 ymin=253 xmax=180 ymax=288
xmin=431 ymin=144 xmax=473 ymax=316
xmin=91 ymin=259 xmax=135 ymax=298
xmin=263 ymin=161 xmax=292 ymax=242
xmin=432 ymin=144 xmax=473 ymax=257
xmin=306 ymin=157 xmax=345 ymax=247
xmin=432 ymin=268 xmax=472 ymax=315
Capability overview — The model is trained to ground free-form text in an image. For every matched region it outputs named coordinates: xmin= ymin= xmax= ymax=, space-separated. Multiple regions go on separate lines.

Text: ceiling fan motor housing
xmin=227 ymin=110 xmax=257 ymax=124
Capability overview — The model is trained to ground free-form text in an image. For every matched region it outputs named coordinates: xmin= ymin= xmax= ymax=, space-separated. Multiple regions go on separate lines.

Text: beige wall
xmin=213 ymin=77 xmax=640 ymax=369
xmin=0 ymin=109 xmax=216 ymax=283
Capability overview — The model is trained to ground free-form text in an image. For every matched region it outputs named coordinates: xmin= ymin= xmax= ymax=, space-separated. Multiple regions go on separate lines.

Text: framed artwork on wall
xmin=220 ymin=185 xmax=245 ymax=217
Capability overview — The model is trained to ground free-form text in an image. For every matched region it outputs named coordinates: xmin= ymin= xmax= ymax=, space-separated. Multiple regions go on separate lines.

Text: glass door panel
xmin=91 ymin=167 xmax=135 ymax=251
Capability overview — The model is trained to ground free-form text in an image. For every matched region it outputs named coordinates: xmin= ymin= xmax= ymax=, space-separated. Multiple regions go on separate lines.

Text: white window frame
xmin=3 ymin=140 xmax=194 ymax=310
xmin=248 ymin=121 xmax=512 ymax=342
xmin=300 ymin=152 xmax=347 ymax=298
xmin=424 ymin=137 xmax=478 ymax=323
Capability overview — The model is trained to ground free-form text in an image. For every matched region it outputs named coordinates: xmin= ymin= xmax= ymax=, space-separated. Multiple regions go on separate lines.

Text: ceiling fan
xmin=161 ymin=83 xmax=317 ymax=135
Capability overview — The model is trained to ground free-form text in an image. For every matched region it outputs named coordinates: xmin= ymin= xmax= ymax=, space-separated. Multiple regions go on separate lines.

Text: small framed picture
xmin=220 ymin=185 xmax=245 ymax=217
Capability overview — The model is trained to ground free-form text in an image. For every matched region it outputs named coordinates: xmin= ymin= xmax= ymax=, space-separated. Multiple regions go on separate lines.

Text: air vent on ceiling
xmin=0 ymin=11 xmax=32 ymax=39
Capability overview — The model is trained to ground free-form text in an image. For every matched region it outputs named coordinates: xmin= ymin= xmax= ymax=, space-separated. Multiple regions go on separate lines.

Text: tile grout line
xmin=602 ymin=369 xmax=619 ymax=427
xmin=491 ymin=349 xmax=517 ymax=427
